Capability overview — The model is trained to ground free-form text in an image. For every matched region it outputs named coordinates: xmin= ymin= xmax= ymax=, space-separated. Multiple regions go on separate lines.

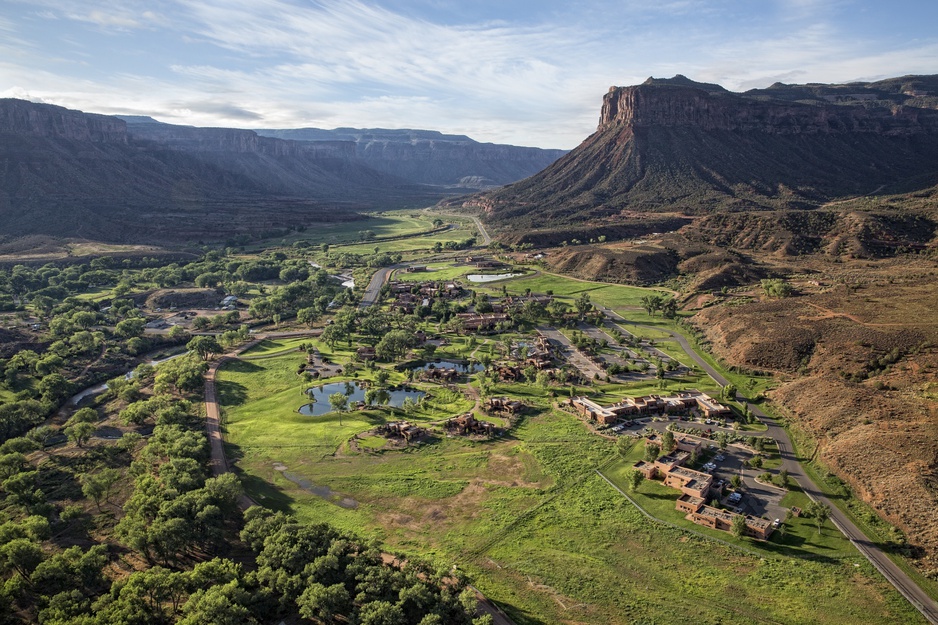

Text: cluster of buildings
xmin=379 ymin=421 xmax=426 ymax=442
xmin=633 ymin=445 xmax=773 ymax=540
xmin=388 ymin=280 xmax=462 ymax=314
xmin=483 ymin=397 xmax=526 ymax=415
xmin=419 ymin=366 xmax=461 ymax=383
xmin=445 ymin=413 xmax=499 ymax=437
xmin=567 ymin=390 xmax=731 ymax=425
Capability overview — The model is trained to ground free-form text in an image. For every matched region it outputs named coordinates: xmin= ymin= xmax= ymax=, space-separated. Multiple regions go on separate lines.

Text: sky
xmin=1 ymin=0 xmax=936 ymax=149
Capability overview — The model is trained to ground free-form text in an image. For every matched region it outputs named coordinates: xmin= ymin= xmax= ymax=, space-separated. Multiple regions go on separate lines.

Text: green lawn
xmin=240 ymin=337 xmax=312 ymax=357
xmin=219 ymin=349 xmax=921 ymax=624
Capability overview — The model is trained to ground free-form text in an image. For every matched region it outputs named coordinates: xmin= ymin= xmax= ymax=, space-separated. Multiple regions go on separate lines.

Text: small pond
xmin=299 ymin=381 xmax=425 ymax=416
xmin=466 ymin=272 xmax=525 ymax=283
xmin=408 ymin=360 xmax=482 ymax=373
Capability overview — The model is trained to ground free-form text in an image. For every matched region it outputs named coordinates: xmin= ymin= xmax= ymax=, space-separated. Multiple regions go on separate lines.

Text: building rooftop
xmin=696 ymin=505 xmax=736 ymax=523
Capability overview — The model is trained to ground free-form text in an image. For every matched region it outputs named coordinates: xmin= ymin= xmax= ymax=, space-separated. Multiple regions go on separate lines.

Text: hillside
xmin=0 ymin=99 xmax=442 ymax=243
xmin=467 ymin=74 xmax=938 ymax=236
xmin=254 ymin=127 xmax=567 ymax=188
xmin=0 ymin=101 xmax=564 ymax=245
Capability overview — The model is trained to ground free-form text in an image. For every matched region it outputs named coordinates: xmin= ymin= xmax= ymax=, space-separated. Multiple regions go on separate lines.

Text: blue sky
xmin=1 ymin=0 xmax=936 ymax=148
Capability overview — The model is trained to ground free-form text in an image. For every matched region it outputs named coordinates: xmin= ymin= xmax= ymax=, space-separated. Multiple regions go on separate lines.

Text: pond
xmin=408 ymin=360 xmax=483 ymax=373
xmin=299 ymin=381 xmax=425 ymax=416
xmin=466 ymin=272 xmax=525 ymax=283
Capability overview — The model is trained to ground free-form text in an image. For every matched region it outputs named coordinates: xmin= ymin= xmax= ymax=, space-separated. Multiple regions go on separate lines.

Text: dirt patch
xmin=693 ymin=272 xmax=938 ymax=572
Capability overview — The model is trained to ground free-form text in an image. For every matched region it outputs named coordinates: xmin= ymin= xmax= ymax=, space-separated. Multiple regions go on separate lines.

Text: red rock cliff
xmin=599 ymin=84 xmax=938 ymax=136
xmin=0 ymin=98 xmax=127 ymax=143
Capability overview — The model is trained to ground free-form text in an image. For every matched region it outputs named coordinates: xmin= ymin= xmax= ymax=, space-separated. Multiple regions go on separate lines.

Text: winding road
xmin=601 ymin=308 xmax=938 ymax=624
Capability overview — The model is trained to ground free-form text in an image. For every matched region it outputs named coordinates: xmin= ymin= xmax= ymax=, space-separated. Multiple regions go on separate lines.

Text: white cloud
xmin=0 ymin=0 xmax=936 ymax=148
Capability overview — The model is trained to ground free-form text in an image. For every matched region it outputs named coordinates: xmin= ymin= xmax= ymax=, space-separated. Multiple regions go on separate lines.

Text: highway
xmin=602 ymin=308 xmax=938 ymax=624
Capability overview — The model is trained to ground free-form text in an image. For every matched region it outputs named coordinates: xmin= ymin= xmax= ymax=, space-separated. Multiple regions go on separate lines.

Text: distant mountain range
xmin=0 ymin=99 xmax=565 ymax=243
xmin=253 ymin=127 xmax=567 ymax=188
xmin=467 ymin=74 xmax=938 ymax=242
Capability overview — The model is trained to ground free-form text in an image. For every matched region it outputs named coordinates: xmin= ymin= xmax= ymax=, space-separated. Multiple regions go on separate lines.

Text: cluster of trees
xmin=760 ymin=279 xmax=793 ymax=298
xmin=639 ymin=294 xmax=678 ymax=318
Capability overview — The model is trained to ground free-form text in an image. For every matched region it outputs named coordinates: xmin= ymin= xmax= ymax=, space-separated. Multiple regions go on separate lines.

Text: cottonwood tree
xmin=806 ymin=501 xmax=831 ymax=534
xmin=625 ymin=469 xmax=644 ymax=491
xmin=660 ymin=430 xmax=676 ymax=454
xmin=187 ymin=335 xmax=223 ymax=361
xmin=81 ymin=468 xmax=122 ymax=509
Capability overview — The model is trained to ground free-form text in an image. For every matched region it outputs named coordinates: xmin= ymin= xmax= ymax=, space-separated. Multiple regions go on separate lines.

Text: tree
xmin=65 ymin=421 xmax=95 ymax=448
xmin=376 ymin=330 xmax=412 ymax=362
xmin=358 ymin=600 xmax=405 ymax=625
xmin=115 ymin=318 xmax=145 ymax=338
xmin=731 ymin=513 xmax=747 ymax=539
xmin=328 ymin=393 xmax=348 ymax=420
xmin=0 ymin=538 xmax=44 ymax=579
xmin=660 ymin=429 xmax=676 ymax=454
xmin=298 ymin=582 xmax=352 ymax=623
xmin=806 ymin=501 xmax=830 ymax=534
xmin=574 ymin=292 xmax=593 ymax=317
xmin=777 ymin=468 xmax=790 ymax=489
xmin=81 ymin=468 xmax=121 ymax=509
xmin=626 ymin=469 xmax=644 ymax=491
xmin=730 ymin=474 xmax=742 ymax=489
xmin=721 ymin=383 xmax=737 ymax=401
xmin=761 ymin=278 xmax=793 ymax=298
xmin=643 ymin=442 xmax=660 ymax=462
xmin=187 ymin=335 xmax=223 ymax=361
xmin=297 ymin=307 xmax=321 ymax=327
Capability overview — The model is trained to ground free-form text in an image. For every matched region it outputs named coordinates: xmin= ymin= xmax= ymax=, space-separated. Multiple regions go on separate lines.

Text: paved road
xmin=469 ymin=214 xmax=492 ymax=246
xmin=359 ymin=263 xmax=405 ymax=309
xmin=538 ymin=325 xmax=606 ymax=381
xmin=602 ymin=308 xmax=938 ymax=624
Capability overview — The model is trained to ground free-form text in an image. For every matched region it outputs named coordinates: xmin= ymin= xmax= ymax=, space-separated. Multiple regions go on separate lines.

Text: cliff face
xmin=473 ymin=74 xmax=938 ymax=230
xmin=0 ymin=99 xmax=127 ymax=143
xmin=255 ymin=127 xmax=567 ymax=187
xmin=598 ymin=84 xmax=938 ymax=135
xmin=127 ymin=123 xmax=355 ymax=158
xmin=0 ymin=99 xmax=442 ymax=242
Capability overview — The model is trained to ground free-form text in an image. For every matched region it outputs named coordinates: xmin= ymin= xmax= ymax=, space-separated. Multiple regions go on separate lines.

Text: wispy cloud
xmin=1 ymin=0 xmax=936 ymax=148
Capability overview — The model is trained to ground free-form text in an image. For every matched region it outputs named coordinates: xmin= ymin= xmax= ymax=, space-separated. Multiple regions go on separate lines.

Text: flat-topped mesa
xmin=0 ymin=98 xmax=127 ymax=143
xmin=598 ymin=80 xmax=938 ymax=135
xmin=126 ymin=123 xmax=356 ymax=159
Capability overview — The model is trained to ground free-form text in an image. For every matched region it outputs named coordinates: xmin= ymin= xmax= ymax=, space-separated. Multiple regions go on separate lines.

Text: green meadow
xmin=217 ymin=338 xmax=920 ymax=624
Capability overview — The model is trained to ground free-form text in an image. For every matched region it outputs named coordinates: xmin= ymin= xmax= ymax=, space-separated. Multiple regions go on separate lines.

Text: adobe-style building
xmin=662 ymin=465 xmax=713 ymax=499
xmin=679 ymin=498 xmax=774 ymax=541
xmin=445 ymin=413 xmax=499 ymax=437
xmin=485 ymin=397 xmax=526 ymax=415
xmin=633 ymin=450 xmax=713 ymax=499
xmin=568 ymin=390 xmax=732 ymax=424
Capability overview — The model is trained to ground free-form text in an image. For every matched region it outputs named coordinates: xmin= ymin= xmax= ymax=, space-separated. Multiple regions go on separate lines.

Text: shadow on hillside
xmin=216 ymin=380 xmax=249 ymax=406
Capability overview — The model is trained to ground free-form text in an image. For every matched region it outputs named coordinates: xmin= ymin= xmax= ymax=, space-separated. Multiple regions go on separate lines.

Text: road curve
xmin=603 ymin=309 xmax=938 ymax=624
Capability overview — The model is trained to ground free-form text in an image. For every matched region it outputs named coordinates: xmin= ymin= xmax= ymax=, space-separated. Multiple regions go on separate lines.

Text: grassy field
xmin=240 ymin=337 xmax=312 ymax=357
xmin=219 ymin=349 xmax=921 ymax=624
xmin=244 ymin=211 xmax=443 ymax=251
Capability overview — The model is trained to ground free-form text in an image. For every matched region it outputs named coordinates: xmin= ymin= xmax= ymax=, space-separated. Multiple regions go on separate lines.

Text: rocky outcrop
xmin=126 ymin=122 xmax=355 ymax=158
xmin=255 ymin=127 xmax=567 ymax=187
xmin=0 ymin=98 xmax=127 ymax=143
xmin=599 ymin=82 xmax=938 ymax=135
xmin=472 ymin=74 xmax=938 ymax=232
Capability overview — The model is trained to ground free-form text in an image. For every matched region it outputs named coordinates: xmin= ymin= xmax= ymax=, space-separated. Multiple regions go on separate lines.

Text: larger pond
xmin=466 ymin=272 xmax=524 ymax=283
xmin=299 ymin=381 xmax=425 ymax=416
